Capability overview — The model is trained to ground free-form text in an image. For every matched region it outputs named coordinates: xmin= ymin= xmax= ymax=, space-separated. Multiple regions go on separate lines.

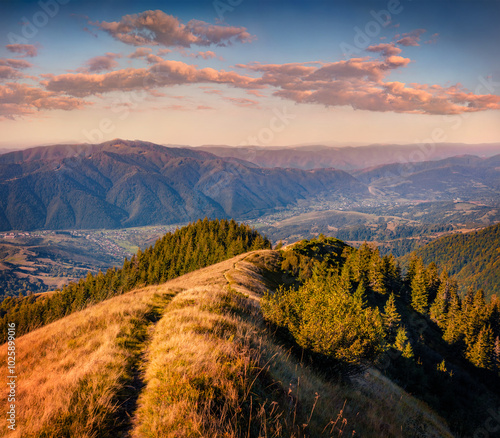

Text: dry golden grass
xmin=130 ymin=250 xmax=454 ymax=438
xmin=0 ymin=285 xmax=173 ymax=438
xmin=1 ymin=250 xmax=454 ymax=437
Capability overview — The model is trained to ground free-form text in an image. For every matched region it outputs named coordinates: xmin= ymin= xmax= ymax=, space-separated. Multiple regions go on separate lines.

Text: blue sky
xmin=0 ymin=0 xmax=499 ymax=148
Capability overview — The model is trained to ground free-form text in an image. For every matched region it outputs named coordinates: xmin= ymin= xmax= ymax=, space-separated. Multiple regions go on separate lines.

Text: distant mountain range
xmin=0 ymin=140 xmax=366 ymax=231
xmin=1 ymin=140 xmax=499 ymax=231
xmin=352 ymin=154 xmax=500 ymax=200
xmin=193 ymin=143 xmax=500 ymax=171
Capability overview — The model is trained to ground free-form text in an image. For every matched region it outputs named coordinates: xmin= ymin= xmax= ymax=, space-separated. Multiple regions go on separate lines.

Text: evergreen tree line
xmin=262 ymin=237 xmax=500 ymax=435
xmin=0 ymin=219 xmax=271 ymax=343
xmin=264 ymin=237 xmax=500 ymax=372
xmin=406 ymin=255 xmax=500 ymax=371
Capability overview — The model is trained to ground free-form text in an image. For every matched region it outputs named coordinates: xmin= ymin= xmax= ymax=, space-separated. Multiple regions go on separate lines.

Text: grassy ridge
xmin=2 ymin=250 xmax=454 ymax=437
xmin=0 ymin=285 xmax=173 ymax=437
xmin=0 ymin=219 xmax=271 ymax=343
xmin=131 ymin=250 xmax=453 ymax=437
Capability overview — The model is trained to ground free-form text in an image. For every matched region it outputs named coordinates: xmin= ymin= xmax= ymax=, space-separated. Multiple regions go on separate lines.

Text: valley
xmin=0 ymin=140 xmax=498 ymax=298
xmin=1 ymin=1 xmax=499 ymax=436
xmin=2 ymin=221 xmax=499 ymax=437
xmin=0 ymin=226 xmax=175 ymax=298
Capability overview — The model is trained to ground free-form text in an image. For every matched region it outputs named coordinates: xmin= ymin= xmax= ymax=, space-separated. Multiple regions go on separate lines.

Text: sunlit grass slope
xmin=0 ymin=286 xmax=173 ymax=438
xmin=1 ymin=250 xmax=453 ymax=437
xmin=131 ymin=250 xmax=453 ymax=438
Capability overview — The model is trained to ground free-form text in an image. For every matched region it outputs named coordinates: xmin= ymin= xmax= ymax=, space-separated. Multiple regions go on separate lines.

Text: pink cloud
xmin=424 ymin=33 xmax=440 ymax=45
xmin=236 ymin=54 xmax=500 ymax=115
xmin=42 ymin=60 xmax=262 ymax=97
xmin=203 ymin=89 xmax=223 ymax=95
xmin=92 ymin=10 xmax=254 ymax=48
xmin=396 ymin=29 xmax=426 ymax=47
xmin=197 ymin=105 xmax=214 ymax=110
xmin=366 ymin=43 xmax=402 ymax=57
xmin=196 ymin=51 xmax=216 ymax=60
xmin=80 ymin=53 xmax=121 ymax=73
xmin=128 ymin=47 xmax=153 ymax=59
xmin=146 ymin=54 xmax=165 ymax=64
xmin=0 ymin=59 xmax=33 ymax=81
xmin=0 ymin=66 xmax=24 ymax=81
xmin=5 ymin=44 xmax=38 ymax=58
xmin=247 ymin=89 xmax=265 ymax=97
xmin=0 ymin=82 xmax=88 ymax=119
xmin=176 ymin=49 xmax=217 ymax=60
xmin=223 ymin=97 xmax=259 ymax=107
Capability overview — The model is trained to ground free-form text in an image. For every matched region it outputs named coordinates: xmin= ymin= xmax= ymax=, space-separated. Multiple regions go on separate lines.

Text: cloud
xmin=42 ymin=60 xmax=262 ymax=97
xmin=0 ymin=59 xmax=33 ymax=81
xmin=0 ymin=82 xmax=88 ymax=119
xmin=396 ymin=29 xmax=426 ymax=47
xmin=92 ymin=10 xmax=254 ymax=48
xmin=424 ymin=33 xmax=440 ymax=45
xmin=146 ymin=54 xmax=165 ymax=64
xmin=128 ymin=47 xmax=153 ymax=59
xmin=79 ymin=53 xmax=122 ymax=73
xmin=203 ymin=88 xmax=224 ymax=95
xmin=247 ymin=89 xmax=265 ymax=98
xmin=223 ymin=97 xmax=259 ymax=107
xmin=237 ymin=54 xmax=500 ymax=115
xmin=197 ymin=105 xmax=214 ymax=110
xmin=195 ymin=50 xmax=216 ymax=60
xmin=0 ymin=66 xmax=24 ymax=81
xmin=366 ymin=43 xmax=402 ymax=57
xmin=5 ymin=44 xmax=38 ymax=58
xmin=176 ymin=49 xmax=218 ymax=60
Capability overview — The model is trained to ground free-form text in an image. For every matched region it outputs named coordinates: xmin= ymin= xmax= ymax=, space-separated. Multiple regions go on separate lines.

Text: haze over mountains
xmin=194 ymin=143 xmax=500 ymax=171
xmin=1 ymin=139 xmax=499 ymax=232
xmin=0 ymin=140 xmax=366 ymax=231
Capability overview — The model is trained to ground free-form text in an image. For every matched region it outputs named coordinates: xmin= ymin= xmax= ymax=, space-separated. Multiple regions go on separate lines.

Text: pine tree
xmin=429 ymin=271 xmax=453 ymax=329
xmin=404 ymin=254 xmax=419 ymax=298
xmin=369 ymin=248 xmax=386 ymax=294
xmin=394 ymin=326 xmax=412 ymax=358
xmin=467 ymin=325 xmax=494 ymax=370
xmin=443 ymin=288 xmax=462 ymax=345
xmin=411 ymin=259 xmax=429 ymax=314
xmin=426 ymin=262 xmax=440 ymax=304
xmin=383 ymin=293 xmax=401 ymax=337
xmin=402 ymin=342 xmax=414 ymax=359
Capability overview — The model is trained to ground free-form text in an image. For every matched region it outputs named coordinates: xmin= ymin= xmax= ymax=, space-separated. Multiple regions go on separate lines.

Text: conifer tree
xmin=430 ymin=271 xmax=454 ymax=329
xmin=411 ymin=259 xmax=429 ymax=314
xmin=426 ymin=262 xmax=440 ymax=304
xmin=383 ymin=293 xmax=401 ymax=338
xmin=394 ymin=326 xmax=413 ymax=359
xmin=443 ymin=288 xmax=462 ymax=345
xmin=402 ymin=342 xmax=414 ymax=359
xmin=369 ymin=248 xmax=386 ymax=294
xmin=467 ymin=325 xmax=494 ymax=370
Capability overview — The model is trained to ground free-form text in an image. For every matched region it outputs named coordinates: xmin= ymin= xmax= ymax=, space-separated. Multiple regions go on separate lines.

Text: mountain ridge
xmin=0 ymin=139 xmax=366 ymax=231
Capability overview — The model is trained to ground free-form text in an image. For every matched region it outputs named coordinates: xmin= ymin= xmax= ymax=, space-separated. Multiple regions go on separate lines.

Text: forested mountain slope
xmin=0 ymin=249 xmax=454 ymax=438
xmin=406 ymin=223 xmax=500 ymax=299
xmin=0 ymin=139 xmax=366 ymax=231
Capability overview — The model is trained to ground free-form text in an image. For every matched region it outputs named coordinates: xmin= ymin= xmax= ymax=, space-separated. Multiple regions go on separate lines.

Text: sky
xmin=0 ymin=0 xmax=499 ymax=148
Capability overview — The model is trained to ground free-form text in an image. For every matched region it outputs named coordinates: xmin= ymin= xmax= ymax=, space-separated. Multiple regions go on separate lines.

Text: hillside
xmin=352 ymin=154 xmax=500 ymax=201
xmin=2 ymin=221 xmax=500 ymax=437
xmin=0 ymin=139 xmax=366 ymax=231
xmin=407 ymin=223 xmax=500 ymax=299
xmin=0 ymin=250 xmax=454 ymax=438
xmin=195 ymin=143 xmax=500 ymax=171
